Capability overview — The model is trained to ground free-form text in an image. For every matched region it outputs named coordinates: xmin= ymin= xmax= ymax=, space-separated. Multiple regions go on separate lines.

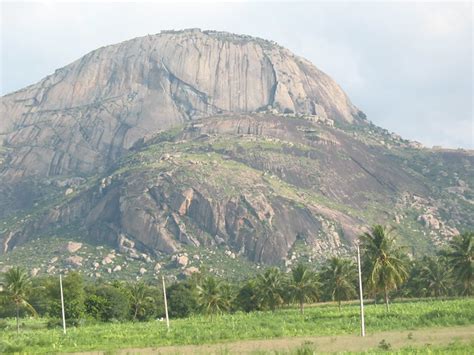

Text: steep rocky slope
xmin=0 ymin=30 xmax=472 ymax=278
xmin=1 ymin=113 xmax=472 ymax=268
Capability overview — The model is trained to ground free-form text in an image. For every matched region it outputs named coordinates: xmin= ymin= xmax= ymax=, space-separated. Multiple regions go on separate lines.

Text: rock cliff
xmin=1 ymin=29 xmax=359 ymax=180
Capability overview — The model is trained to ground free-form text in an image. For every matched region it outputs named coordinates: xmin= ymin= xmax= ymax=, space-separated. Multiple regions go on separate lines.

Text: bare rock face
xmin=0 ymin=29 xmax=359 ymax=180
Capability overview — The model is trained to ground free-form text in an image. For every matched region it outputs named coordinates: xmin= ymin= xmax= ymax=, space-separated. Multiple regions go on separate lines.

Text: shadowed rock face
xmin=0 ymin=29 xmax=359 ymax=180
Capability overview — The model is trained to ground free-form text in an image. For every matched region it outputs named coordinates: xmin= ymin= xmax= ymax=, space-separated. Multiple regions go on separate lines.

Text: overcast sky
xmin=1 ymin=1 xmax=472 ymax=148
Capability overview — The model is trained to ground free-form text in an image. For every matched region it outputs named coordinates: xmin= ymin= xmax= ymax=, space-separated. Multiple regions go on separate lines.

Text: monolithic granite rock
xmin=0 ymin=29 xmax=360 ymax=179
xmin=1 ymin=30 xmax=471 ymax=266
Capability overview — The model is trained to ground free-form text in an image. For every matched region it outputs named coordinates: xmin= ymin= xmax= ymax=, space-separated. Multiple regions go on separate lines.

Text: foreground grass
xmin=0 ymin=298 xmax=473 ymax=353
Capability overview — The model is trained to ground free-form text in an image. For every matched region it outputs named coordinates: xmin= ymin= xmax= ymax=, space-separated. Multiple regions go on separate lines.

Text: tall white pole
xmin=59 ymin=274 xmax=67 ymax=335
xmin=357 ymin=244 xmax=365 ymax=337
xmin=162 ymin=275 xmax=170 ymax=331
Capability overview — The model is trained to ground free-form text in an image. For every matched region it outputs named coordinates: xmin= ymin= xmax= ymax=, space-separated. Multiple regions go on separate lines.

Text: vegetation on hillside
xmin=0 ymin=228 xmax=471 ymax=330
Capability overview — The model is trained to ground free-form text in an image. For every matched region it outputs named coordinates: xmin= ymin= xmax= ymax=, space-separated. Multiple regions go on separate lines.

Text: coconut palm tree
xmin=288 ymin=264 xmax=319 ymax=314
xmin=445 ymin=232 xmax=473 ymax=296
xmin=0 ymin=267 xmax=37 ymax=333
xmin=418 ymin=256 xmax=451 ymax=297
xmin=320 ymin=257 xmax=357 ymax=311
xmin=255 ymin=267 xmax=286 ymax=311
xmin=359 ymin=225 xmax=408 ymax=311
xmin=129 ymin=281 xmax=153 ymax=321
xmin=197 ymin=276 xmax=230 ymax=318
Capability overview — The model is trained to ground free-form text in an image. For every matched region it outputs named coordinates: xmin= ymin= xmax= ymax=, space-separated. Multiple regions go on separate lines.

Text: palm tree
xmin=255 ymin=267 xmax=286 ymax=311
xmin=288 ymin=264 xmax=319 ymax=314
xmin=419 ymin=257 xmax=451 ymax=297
xmin=320 ymin=257 xmax=357 ymax=311
xmin=359 ymin=225 xmax=408 ymax=311
xmin=197 ymin=276 xmax=230 ymax=318
xmin=129 ymin=281 xmax=153 ymax=321
xmin=445 ymin=232 xmax=473 ymax=296
xmin=0 ymin=267 xmax=37 ymax=333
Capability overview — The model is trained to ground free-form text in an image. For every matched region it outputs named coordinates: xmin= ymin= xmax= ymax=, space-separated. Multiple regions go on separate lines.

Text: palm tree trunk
xmin=133 ymin=306 xmax=138 ymax=321
xmin=384 ymin=288 xmax=389 ymax=311
xmin=300 ymin=300 xmax=304 ymax=315
xmin=338 ymin=300 xmax=341 ymax=312
xmin=16 ymin=303 xmax=20 ymax=334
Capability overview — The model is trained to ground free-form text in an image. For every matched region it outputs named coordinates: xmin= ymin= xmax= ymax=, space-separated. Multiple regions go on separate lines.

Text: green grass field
xmin=1 ymin=298 xmax=473 ymax=353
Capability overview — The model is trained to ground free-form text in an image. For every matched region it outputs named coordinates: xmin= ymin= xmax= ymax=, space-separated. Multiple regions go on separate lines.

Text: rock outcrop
xmin=0 ymin=29 xmax=360 ymax=180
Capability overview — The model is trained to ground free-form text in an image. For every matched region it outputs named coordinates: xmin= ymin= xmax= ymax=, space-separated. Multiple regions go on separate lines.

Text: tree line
xmin=0 ymin=227 xmax=472 ymax=332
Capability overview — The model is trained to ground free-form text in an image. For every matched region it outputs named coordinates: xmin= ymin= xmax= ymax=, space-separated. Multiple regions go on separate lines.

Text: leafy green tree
xmin=167 ymin=282 xmax=198 ymax=318
xmin=85 ymin=284 xmax=130 ymax=321
xmin=360 ymin=225 xmax=409 ymax=311
xmin=48 ymin=272 xmax=85 ymax=326
xmin=197 ymin=276 xmax=230 ymax=318
xmin=255 ymin=267 xmax=286 ymax=311
xmin=320 ymin=257 xmax=357 ymax=311
xmin=28 ymin=276 xmax=52 ymax=316
xmin=288 ymin=264 xmax=319 ymax=314
xmin=0 ymin=267 xmax=37 ymax=333
xmin=445 ymin=232 xmax=473 ymax=295
xmin=84 ymin=293 xmax=109 ymax=321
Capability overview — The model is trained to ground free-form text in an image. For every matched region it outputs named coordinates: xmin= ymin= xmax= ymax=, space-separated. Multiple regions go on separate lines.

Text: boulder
xmin=101 ymin=256 xmax=113 ymax=265
xmin=66 ymin=255 xmax=83 ymax=267
xmin=183 ymin=266 xmax=200 ymax=276
xmin=63 ymin=242 xmax=82 ymax=253
xmin=175 ymin=255 xmax=188 ymax=267
xmin=154 ymin=263 xmax=162 ymax=273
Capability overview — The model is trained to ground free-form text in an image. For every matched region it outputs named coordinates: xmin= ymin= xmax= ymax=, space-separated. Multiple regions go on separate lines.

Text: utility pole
xmin=59 ymin=274 xmax=67 ymax=335
xmin=162 ymin=275 xmax=170 ymax=331
xmin=357 ymin=244 xmax=365 ymax=337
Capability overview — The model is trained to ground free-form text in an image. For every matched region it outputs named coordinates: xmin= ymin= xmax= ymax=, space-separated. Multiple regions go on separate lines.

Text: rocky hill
xmin=0 ymin=29 xmax=472 ymax=279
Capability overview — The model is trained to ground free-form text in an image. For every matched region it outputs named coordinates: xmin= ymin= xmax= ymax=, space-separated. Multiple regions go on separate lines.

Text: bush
xmin=85 ymin=285 xmax=130 ymax=322
xmin=0 ymin=319 xmax=9 ymax=330
xmin=46 ymin=318 xmax=63 ymax=329
xmin=0 ymin=340 xmax=24 ymax=353
xmin=167 ymin=282 xmax=197 ymax=318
